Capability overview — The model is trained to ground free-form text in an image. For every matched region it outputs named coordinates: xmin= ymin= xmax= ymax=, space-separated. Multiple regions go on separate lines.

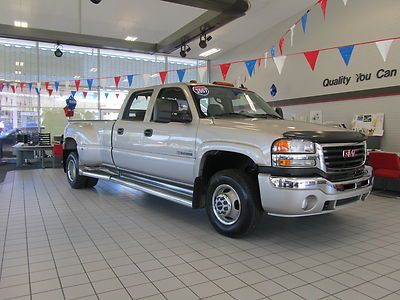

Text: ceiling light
xmin=15 ymin=61 xmax=24 ymax=66
xmin=90 ymin=67 xmax=97 ymax=72
xmin=199 ymin=48 xmax=221 ymax=57
xmin=125 ymin=36 xmax=138 ymax=42
xmin=74 ymin=75 xmax=80 ymax=79
xmin=199 ymin=33 xmax=212 ymax=49
xmin=14 ymin=20 xmax=28 ymax=28
xmin=54 ymin=42 xmax=63 ymax=58
xmin=15 ymin=70 xmax=22 ymax=75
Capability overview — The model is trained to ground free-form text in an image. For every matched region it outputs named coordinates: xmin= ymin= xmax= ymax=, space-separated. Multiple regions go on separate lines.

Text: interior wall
xmin=210 ymin=0 xmax=400 ymax=151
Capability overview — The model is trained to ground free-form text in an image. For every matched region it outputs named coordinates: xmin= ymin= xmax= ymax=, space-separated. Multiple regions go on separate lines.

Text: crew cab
xmin=63 ymin=82 xmax=373 ymax=237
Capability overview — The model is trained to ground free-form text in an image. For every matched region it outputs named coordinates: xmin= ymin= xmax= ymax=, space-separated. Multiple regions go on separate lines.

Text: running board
xmin=80 ymin=170 xmax=193 ymax=208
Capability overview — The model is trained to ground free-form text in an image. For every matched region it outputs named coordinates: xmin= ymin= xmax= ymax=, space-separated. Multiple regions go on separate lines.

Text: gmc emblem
xmin=343 ymin=149 xmax=357 ymax=158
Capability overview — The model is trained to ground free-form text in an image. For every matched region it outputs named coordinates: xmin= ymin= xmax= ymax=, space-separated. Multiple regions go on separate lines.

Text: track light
xmin=54 ymin=42 xmax=63 ymax=58
xmin=199 ymin=33 xmax=212 ymax=49
xmin=90 ymin=0 xmax=102 ymax=4
xmin=179 ymin=43 xmax=190 ymax=58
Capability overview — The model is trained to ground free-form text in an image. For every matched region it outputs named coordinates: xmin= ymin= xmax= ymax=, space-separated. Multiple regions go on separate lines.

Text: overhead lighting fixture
xmin=199 ymin=48 xmax=221 ymax=57
xmin=89 ymin=67 xmax=97 ymax=72
xmin=199 ymin=33 xmax=212 ymax=49
xmin=180 ymin=43 xmax=191 ymax=58
xmin=73 ymin=75 xmax=81 ymax=79
xmin=54 ymin=42 xmax=63 ymax=58
xmin=15 ymin=61 xmax=24 ymax=66
xmin=15 ymin=70 xmax=22 ymax=75
xmin=125 ymin=36 xmax=138 ymax=42
xmin=14 ymin=20 xmax=28 ymax=28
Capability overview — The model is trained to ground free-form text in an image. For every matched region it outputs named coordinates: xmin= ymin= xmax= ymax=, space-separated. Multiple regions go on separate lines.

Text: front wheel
xmin=206 ymin=169 xmax=263 ymax=237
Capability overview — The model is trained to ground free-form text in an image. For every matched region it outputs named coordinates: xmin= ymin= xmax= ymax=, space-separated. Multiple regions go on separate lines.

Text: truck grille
xmin=322 ymin=143 xmax=366 ymax=171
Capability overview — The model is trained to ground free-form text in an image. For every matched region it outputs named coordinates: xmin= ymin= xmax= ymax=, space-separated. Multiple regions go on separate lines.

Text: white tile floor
xmin=0 ymin=169 xmax=400 ymax=300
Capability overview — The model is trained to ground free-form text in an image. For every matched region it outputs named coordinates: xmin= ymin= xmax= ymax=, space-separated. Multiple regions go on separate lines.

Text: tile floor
xmin=0 ymin=169 xmax=400 ymax=300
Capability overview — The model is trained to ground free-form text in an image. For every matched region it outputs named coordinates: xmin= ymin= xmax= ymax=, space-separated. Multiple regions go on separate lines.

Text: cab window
xmin=122 ymin=90 xmax=153 ymax=121
xmin=152 ymin=88 xmax=191 ymax=122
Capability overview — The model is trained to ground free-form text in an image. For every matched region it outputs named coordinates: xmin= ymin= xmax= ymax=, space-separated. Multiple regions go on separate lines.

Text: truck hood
xmin=210 ymin=117 xmax=366 ymax=143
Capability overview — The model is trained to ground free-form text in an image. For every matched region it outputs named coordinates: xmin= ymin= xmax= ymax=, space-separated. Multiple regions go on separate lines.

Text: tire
xmin=66 ymin=152 xmax=88 ymax=189
xmin=206 ymin=169 xmax=263 ymax=237
xmin=86 ymin=177 xmax=98 ymax=188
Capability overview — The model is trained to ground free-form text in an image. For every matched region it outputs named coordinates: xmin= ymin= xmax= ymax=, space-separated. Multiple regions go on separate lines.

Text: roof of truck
xmin=131 ymin=82 xmax=249 ymax=91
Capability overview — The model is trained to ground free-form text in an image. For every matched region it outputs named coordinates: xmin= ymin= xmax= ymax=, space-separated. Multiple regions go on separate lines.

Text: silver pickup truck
xmin=63 ymin=82 xmax=373 ymax=237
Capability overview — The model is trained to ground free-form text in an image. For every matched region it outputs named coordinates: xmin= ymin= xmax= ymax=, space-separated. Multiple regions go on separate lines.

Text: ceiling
xmin=0 ymin=0 xmax=316 ymax=59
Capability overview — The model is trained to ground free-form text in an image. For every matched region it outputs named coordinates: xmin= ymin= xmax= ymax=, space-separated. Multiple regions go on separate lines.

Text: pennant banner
xmin=71 ymin=90 xmax=77 ymax=97
xmin=20 ymin=82 xmax=25 ymax=92
xmin=338 ymin=45 xmax=354 ymax=66
xmin=104 ymin=92 xmax=109 ymax=99
xmin=83 ymin=91 xmax=88 ymax=98
xmin=319 ymin=0 xmax=328 ymax=19
xmin=176 ymin=69 xmax=186 ymax=82
xmin=28 ymin=82 xmax=33 ymax=92
xmin=48 ymin=88 xmax=53 ymax=97
xmin=264 ymin=51 xmax=268 ymax=69
xmin=114 ymin=76 xmax=121 ymax=88
xmin=198 ymin=67 xmax=207 ymax=82
xmin=159 ymin=71 xmax=168 ymax=84
xmin=301 ymin=12 xmax=308 ymax=33
xmin=273 ymin=56 xmax=287 ymax=75
xmin=74 ymin=80 xmax=80 ymax=91
xmin=270 ymin=46 xmax=276 ymax=57
xmin=279 ymin=36 xmax=285 ymax=55
xmin=45 ymin=81 xmax=50 ymax=91
xmin=127 ymin=75 xmax=134 ymax=87
xmin=290 ymin=24 xmax=296 ymax=46
xmin=116 ymin=93 xmax=120 ymax=99
xmin=55 ymin=81 xmax=59 ymax=92
xmin=376 ymin=39 xmax=393 ymax=62
xmin=304 ymin=50 xmax=320 ymax=71
xmin=11 ymin=85 xmax=15 ymax=93
xmin=219 ymin=63 xmax=231 ymax=80
xmin=87 ymin=79 xmax=93 ymax=91
xmin=245 ymin=60 xmax=257 ymax=77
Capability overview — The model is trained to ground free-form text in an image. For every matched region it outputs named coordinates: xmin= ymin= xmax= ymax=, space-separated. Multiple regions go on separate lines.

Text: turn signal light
xmin=278 ymin=159 xmax=292 ymax=167
xmin=273 ymin=140 xmax=290 ymax=152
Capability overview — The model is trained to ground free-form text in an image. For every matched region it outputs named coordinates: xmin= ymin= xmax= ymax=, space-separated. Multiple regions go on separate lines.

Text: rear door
xmin=140 ymin=87 xmax=199 ymax=184
xmin=112 ymin=89 xmax=153 ymax=172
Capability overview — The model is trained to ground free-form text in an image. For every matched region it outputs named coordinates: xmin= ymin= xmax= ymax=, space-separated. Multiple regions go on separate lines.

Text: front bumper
xmin=258 ymin=166 xmax=373 ymax=217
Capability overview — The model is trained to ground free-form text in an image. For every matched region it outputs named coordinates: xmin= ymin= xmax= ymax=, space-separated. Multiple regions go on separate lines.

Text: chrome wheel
xmin=67 ymin=159 xmax=76 ymax=182
xmin=212 ymin=184 xmax=241 ymax=225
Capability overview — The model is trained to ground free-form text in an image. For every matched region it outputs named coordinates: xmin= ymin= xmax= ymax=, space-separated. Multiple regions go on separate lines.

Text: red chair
xmin=52 ymin=144 xmax=63 ymax=168
xmin=369 ymin=152 xmax=400 ymax=191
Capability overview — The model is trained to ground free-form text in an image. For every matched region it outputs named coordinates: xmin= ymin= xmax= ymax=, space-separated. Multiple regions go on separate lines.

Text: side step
xmin=80 ymin=170 xmax=193 ymax=208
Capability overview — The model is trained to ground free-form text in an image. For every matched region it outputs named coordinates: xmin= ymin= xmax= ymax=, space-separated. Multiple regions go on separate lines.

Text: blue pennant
xmin=28 ymin=82 xmax=33 ymax=92
xmin=104 ymin=92 xmax=109 ymax=99
xmin=245 ymin=60 xmax=257 ymax=77
xmin=301 ymin=11 xmax=309 ymax=33
xmin=35 ymin=87 xmax=40 ymax=95
xmin=176 ymin=69 xmax=186 ymax=82
xmin=87 ymin=79 xmax=94 ymax=91
xmin=127 ymin=75 xmax=134 ymax=87
xmin=270 ymin=46 xmax=275 ymax=57
xmin=71 ymin=91 xmax=76 ymax=97
xmin=338 ymin=45 xmax=355 ymax=66
xmin=54 ymin=81 xmax=59 ymax=92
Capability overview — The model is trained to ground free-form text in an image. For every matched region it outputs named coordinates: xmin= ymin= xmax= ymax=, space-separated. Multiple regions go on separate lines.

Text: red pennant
xmin=11 ymin=85 xmax=15 ymax=93
xmin=48 ymin=88 xmax=53 ymax=97
xmin=83 ymin=91 xmax=88 ymax=98
xmin=219 ymin=63 xmax=231 ymax=80
xmin=159 ymin=71 xmax=168 ymax=84
xmin=115 ymin=93 xmax=120 ymax=99
xmin=114 ymin=76 xmax=121 ymax=88
xmin=45 ymin=81 xmax=50 ymax=90
xmin=20 ymin=82 xmax=25 ymax=91
xmin=257 ymin=58 xmax=262 ymax=68
xmin=74 ymin=80 xmax=80 ymax=91
xmin=304 ymin=50 xmax=320 ymax=71
xmin=279 ymin=36 xmax=285 ymax=54
xmin=319 ymin=0 xmax=328 ymax=18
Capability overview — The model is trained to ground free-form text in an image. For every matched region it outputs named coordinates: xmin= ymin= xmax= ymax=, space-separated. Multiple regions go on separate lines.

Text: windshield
xmin=191 ymin=85 xmax=281 ymax=119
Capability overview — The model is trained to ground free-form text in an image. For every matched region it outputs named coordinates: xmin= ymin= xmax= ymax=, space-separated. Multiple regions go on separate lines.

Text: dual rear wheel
xmin=66 ymin=152 xmax=98 ymax=189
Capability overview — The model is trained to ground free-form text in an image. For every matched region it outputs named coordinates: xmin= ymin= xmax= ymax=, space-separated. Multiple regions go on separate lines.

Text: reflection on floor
xmin=0 ymin=169 xmax=400 ymax=300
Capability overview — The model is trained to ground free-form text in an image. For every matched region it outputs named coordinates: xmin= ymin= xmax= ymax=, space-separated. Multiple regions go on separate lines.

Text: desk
xmin=12 ymin=143 xmax=54 ymax=168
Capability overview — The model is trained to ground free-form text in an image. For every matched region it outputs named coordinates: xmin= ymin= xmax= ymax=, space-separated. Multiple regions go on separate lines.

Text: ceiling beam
xmin=0 ymin=0 xmax=249 ymax=55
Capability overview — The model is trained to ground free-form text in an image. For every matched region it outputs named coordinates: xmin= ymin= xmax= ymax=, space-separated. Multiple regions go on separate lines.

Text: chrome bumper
xmin=258 ymin=166 xmax=373 ymax=217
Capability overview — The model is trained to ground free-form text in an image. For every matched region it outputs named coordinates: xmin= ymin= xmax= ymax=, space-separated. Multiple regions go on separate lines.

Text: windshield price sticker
xmin=193 ymin=86 xmax=209 ymax=96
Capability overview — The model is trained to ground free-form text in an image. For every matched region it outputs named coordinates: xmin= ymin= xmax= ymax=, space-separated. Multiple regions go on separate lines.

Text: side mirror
xmin=275 ymin=107 xmax=283 ymax=118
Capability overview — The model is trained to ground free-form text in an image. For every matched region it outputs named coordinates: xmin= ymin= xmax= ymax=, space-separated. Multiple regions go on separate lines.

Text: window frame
xmin=121 ymin=89 xmax=153 ymax=121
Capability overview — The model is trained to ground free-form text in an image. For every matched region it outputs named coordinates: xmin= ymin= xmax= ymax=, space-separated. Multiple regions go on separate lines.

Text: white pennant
xmin=264 ymin=51 xmax=268 ymax=69
xmin=376 ymin=40 xmax=394 ymax=62
xmin=64 ymin=80 xmax=70 ymax=92
xmin=273 ymin=56 xmax=287 ymax=75
xmin=198 ymin=67 xmax=207 ymax=82
xmin=143 ymin=74 xmax=151 ymax=86
xmin=290 ymin=24 xmax=296 ymax=46
xmin=36 ymin=82 xmax=41 ymax=89
xmin=342 ymin=0 xmax=348 ymax=5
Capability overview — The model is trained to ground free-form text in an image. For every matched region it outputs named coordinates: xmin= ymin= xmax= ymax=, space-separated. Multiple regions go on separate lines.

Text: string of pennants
xmin=0 ymin=0 xmax=397 ymax=98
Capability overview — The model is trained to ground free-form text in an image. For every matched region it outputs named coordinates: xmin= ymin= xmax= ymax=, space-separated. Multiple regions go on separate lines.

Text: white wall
xmin=210 ymin=0 xmax=400 ymax=151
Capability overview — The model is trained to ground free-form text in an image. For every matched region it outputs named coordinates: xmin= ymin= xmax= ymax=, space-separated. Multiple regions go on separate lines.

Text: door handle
xmin=117 ymin=128 xmax=124 ymax=135
xmin=144 ymin=129 xmax=153 ymax=137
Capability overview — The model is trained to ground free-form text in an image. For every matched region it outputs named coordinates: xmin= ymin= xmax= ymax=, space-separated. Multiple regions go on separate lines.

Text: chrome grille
xmin=321 ymin=143 xmax=366 ymax=171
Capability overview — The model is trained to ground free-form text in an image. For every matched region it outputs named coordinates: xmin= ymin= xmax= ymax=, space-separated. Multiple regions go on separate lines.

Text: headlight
xmin=272 ymin=139 xmax=316 ymax=168
xmin=272 ymin=139 xmax=315 ymax=153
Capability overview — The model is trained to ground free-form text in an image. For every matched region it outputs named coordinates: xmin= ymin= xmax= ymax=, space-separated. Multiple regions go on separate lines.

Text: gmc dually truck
xmin=64 ymin=82 xmax=373 ymax=237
